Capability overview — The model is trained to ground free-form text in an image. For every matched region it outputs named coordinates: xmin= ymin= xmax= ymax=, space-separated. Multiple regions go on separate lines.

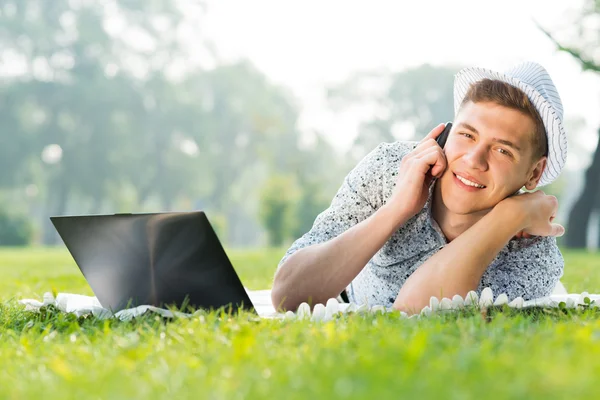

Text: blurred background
xmin=0 ymin=0 xmax=598 ymax=249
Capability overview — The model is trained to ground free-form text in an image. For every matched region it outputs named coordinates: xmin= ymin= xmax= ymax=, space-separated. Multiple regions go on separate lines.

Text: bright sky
xmin=202 ymin=0 xmax=600 ymax=169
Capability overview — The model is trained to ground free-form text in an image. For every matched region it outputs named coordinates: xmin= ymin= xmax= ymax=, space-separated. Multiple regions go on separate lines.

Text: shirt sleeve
xmin=478 ymin=235 xmax=565 ymax=301
xmin=277 ymin=142 xmax=391 ymax=269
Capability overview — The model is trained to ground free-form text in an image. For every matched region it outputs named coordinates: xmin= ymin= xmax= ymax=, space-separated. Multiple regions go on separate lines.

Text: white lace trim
xmin=18 ymin=287 xmax=600 ymax=322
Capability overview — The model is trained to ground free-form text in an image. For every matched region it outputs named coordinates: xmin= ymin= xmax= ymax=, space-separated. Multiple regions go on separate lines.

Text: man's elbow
xmin=271 ymin=265 xmax=295 ymax=311
xmin=392 ymin=294 xmax=426 ymax=316
xmin=270 ymin=281 xmax=283 ymax=311
xmin=270 ymin=282 xmax=298 ymax=312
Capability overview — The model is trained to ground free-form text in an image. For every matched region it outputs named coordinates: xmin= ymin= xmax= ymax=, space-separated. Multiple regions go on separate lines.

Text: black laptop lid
xmin=50 ymin=212 xmax=255 ymax=313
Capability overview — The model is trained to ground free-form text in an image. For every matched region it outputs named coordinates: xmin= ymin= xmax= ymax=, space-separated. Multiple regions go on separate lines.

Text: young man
xmin=271 ymin=61 xmax=567 ymax=315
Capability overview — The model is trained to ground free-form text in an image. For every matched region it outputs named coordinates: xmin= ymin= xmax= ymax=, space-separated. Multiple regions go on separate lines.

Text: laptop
xmin=50 ymin=212 xmax=257 ymax=314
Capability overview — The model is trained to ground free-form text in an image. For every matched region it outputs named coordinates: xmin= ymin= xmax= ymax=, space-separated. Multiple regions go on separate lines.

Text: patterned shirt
xmin=278 ymin=141 xmax=564 ymax=307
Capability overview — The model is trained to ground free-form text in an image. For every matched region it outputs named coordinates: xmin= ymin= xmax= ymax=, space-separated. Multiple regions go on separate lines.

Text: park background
xmin=0 ymin=0 xmax=599 ymax=250
xmin=2 ymin=2 xmax=600 ymax=399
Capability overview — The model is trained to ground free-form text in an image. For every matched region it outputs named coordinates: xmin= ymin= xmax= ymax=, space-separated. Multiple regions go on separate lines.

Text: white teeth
xmin=456 ymin=174 xmax=485 ymax=188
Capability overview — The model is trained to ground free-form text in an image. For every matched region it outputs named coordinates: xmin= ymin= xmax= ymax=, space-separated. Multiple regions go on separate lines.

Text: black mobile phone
xmin=436 ymin=122 xmax=452 ymax=148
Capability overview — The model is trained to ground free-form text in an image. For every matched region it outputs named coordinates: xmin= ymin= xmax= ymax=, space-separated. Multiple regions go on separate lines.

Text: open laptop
xmin=50 ymin=212 xmax=257 ymax=314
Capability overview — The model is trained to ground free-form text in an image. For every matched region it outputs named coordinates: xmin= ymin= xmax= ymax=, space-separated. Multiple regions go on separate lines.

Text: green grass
xmin=1 ymin=247 xmax=600 ymax=399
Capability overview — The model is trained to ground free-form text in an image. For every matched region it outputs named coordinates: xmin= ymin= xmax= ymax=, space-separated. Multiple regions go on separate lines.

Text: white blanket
xmin=19 ymin=287 xmax=600 ymax=322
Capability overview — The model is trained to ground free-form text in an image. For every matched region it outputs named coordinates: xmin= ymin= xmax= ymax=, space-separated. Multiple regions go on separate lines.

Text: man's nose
xmin=463 ymin=145 xmax=488 ymax=171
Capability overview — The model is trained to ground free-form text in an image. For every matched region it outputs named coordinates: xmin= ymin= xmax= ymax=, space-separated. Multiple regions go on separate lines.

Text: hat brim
xmin=453 ymin=67 xmax=567 ymax=187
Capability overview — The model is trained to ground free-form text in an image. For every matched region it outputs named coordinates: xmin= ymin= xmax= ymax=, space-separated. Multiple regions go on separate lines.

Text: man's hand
xmin=384 ymin=123 xmax=447 ymax=223
xmin=394 ymin=190 xmax=563 ymax=314
xmin=501 ymin=191 xmax=565 ymax=238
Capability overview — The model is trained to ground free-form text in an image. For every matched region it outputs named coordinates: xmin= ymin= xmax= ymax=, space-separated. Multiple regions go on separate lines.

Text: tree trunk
xmin=566 ymin=127 xmax=600 ymax=248
xmin=43 ymin=177 xmax=70 ymax=245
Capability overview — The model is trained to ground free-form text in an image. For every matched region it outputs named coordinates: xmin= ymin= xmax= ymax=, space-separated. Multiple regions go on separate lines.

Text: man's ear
xmin=525 ymin=156 xmax=547 ymax=190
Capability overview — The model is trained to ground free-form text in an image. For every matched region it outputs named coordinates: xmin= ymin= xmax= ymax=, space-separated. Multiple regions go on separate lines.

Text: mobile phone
xmin=436 ymin=122 xmax=452 ymax=148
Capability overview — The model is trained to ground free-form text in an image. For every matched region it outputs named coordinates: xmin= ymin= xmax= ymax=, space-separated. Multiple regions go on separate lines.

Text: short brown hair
xmin=459 ymin=79 xmax=548 ymax=160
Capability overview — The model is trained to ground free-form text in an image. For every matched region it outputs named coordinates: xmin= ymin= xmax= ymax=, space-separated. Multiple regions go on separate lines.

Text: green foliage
xmin=537 ymin=0 xmax=599 ymax=73
xmin=538 ymin=0 xmax=599 ymax=249
xmin=258 ymin=175 xmax=300 ymax=247
xmin=292 ymin=178 xmax=330 ymax=239
xmin=284 ymin=133 xmax=347 ymax=242
xmin=328 ymin=64 xmax=460 ymax=160
xmin=208 ymin=213 xmax=229 ymax=244
xmin=0 ymin=0 xmax=329 ymax=247
xmin=0 ymin=210 xmax=33 ymax=246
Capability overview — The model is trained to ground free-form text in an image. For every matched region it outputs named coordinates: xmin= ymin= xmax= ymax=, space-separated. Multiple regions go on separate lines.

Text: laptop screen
xmin=50 ymin=212 xmax=255 ymax=314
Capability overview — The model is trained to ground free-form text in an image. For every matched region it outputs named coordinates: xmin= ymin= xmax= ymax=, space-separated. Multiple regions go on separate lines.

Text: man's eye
xmin=497 ymin=148 xmax=512 ymax=157
xmin=460 ymin=133 xmax=473 ymax=139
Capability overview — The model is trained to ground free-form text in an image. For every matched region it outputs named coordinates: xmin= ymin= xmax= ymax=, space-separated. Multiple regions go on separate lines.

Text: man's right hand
xmin=384 ymin=123 xmax=448 ymax=223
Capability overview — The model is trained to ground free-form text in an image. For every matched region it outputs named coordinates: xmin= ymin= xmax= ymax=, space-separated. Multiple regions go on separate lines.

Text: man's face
xmin=437 ymin=100 xmax=545 ymax=215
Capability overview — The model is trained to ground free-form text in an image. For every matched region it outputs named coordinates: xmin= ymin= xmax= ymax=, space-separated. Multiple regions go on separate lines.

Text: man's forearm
xmin=272 ymin=205 xmax=411 ymax=311
xmin=393 ymin=203 xmax=525 ymax=314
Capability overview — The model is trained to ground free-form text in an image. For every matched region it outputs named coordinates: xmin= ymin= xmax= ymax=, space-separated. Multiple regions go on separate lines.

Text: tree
xmin=0 ymin=1 xmax=306 ymax=246
xmin=0 ymin=0 xmax=194 ymax=243
xmin=177 ymin=61 xmax=301 ymax=245
xmin=289 ymin=133 xmax=342 ymax=239
xmin=328 ymin=64 xmax=459 ymax=161
xmin=566 ymin=128 xmax=600 ymax=247
xmin=538 ymin=0 xmax=600 ymax=248
xmin=258 ymin=174 xmax=300 ymax=247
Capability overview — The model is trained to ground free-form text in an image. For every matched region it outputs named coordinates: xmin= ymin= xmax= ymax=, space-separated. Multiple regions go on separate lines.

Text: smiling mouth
xmin=454 ymin=173 xmax=486 ymax=189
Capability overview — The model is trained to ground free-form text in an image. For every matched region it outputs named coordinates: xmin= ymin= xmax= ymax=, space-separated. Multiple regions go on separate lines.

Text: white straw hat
xmin=453 ymin=61 xmax=567 ymax=187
